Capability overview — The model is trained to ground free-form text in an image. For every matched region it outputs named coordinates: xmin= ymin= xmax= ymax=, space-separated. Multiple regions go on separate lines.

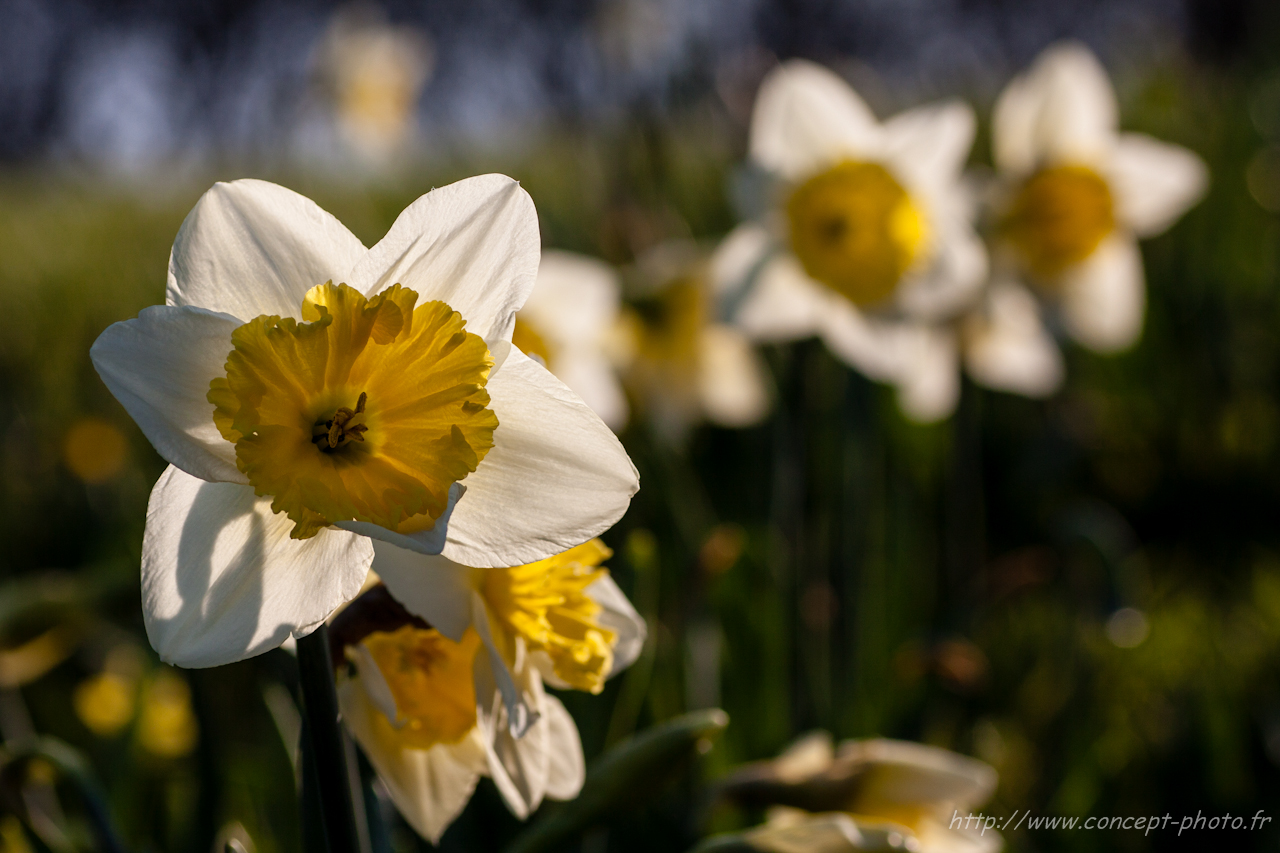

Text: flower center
xmin=208 ymin=281 xmax=498 ymax=540
xmin=362 ymin=626 xmax=480 ymax=750
xmin=512 ymin=316 xmax=553 ymax=367
xmin=312 ymin=391 xmax=369 ymax=451
xmin=480 ymin=539 xmax=618 ymax=694
xmin=1004 ymin=164 xmax=1115 ymax=280
xmin=786 ymin=160 xmax=930 ymax=306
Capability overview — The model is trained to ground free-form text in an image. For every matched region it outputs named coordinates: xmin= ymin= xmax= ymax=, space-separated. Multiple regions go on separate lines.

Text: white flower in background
xmin=723 ymin=733 xmax=1001 ymax=853
xmin=90 ymin=176 xmax=638 ymax=668
xmin=338 ymin=622 xmax=584 ymax=843
xmin=989 ymin=41 xmax=1208 ymax=357
xmin=622 ymin=241 xmax=771 ymax=439
xmin=512 ymin=251 xmax=630 ymax=430
xmin=317 ymin=7 xmax=434 ymax=163
xmin=716 ymin=60 xmax=988 ymax=422
xmin=372 ymin=538 xmax=646 ymax=736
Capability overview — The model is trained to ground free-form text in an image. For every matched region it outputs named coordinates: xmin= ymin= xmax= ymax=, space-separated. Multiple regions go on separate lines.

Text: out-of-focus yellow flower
xmin=74 ymin=673 xmax=135 ymax=737
xmin=622 ymin=242 xmax=771 ymax=440
xmin=716 ymin=60 xmax=986 ymax=422
xmin=988 ymin=42 xmax=1207 ymax=357
xmin=63 ymin=417 xmax=129 ymax=484
xmin=74 ymin=644 xmax=144 ymax=737
xmin=137 ymin=670 xmax=198 ymax=758
xmin=318 ymin=7 xmax=434 ymax=163
xmin=721 ymin=733 xmax=1001 ymax=852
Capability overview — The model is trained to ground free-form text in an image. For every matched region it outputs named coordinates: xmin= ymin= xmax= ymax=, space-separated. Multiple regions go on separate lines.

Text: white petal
xmin=1060 ymin=234 xmax=1145 ymax=352
xmin=1107 ymin=133 xmax=1208 ymax=237
xmin=539 ymin=694 xmax=585 ymax=801
xmin=439 ymin=350 xmax=638 ymax=568
xmin=895 ymin=218 xmax=988 ymax=322
xmin=551 ymin=350 xmax=630 ymax=432
xmin=167 ymin=179 xmax=367 ymax=320
xmin=964 ymin=282 xmax=1064 ymax=397
xmin=472 ymin=597 xmax=534 ymax=738
xmin=586 ymin=574 xmax=647 ymax=678
xmin=338 ymin=675 xmax=487 ymax=844
xmin=141 ymin=466 xmax=373 ymax=668
xmin=710 ymin=222 xmax=773 ymax=298
xmin=746 ymin=813 xmax=866 ymax=853
xmin=346 ymin=175 xmax=540 ymax=349
xmin=370 ymin=544 xmax=475 ymax=642
xmin=750 ymin=60 xmax=882 ymax=182
xmin=881 ymin=100 xmax=975 ymax=199
xmin=837 ymin=738 xmax=998 ymax=810
xmin=698 ymin=324 xmax=771 ymax=427
xmin=337 ymin=483 xmax=463 ymax=557
xmin=480 ymin=665 xmax=550 ymax=818
xmin=349 ymin=641 xmax=404 ymax=725
xmin=895 ymin=326 xmax=960 ymax=423
xmin=817 ymin=301 xmax=906 ymax=381
xmin=523 ymin=251 xmax=622 ymax=344
xmin=773 ymin=731 xmax=835 ymax=782
xmin=732 ymin=253 xmax=828 ymax=342
xmin=993 ymin=41 xmax=1117 ymax=175
xmin=91 ymin=306 xmax=246 ymax=484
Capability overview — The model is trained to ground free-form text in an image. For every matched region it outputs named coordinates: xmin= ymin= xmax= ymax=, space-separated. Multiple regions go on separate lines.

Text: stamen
xmin=312 ymin=392 xmax=370 ymax=452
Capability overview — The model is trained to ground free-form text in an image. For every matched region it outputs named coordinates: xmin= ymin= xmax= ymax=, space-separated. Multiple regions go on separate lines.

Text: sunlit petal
xmin=1107 ymin=133 xmax=1208 ymax=237
xmin=141 ymin=466 xmax=373 ymax=668
xmin=91 ymin=306 xmax=246 ymax=484
xmin=167 ymin=179 xmax=367 ymax=320
xmin=1060 ymin=234 xmax=1145 ymax=352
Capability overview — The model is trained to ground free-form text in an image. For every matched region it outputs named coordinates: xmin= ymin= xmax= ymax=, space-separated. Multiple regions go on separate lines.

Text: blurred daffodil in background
xmin=90 ymin=175 xmax=638 ymax=668
xmin=514 ymin=251 xmax=631 ymax=431
xmin=333 ymin=584 xmax=587 ymax=842
xmin=622 ymin=241 xmax=771 ymax=440
xmin=989 ymin=42 xmax=1208 ymax=355
xmin=718 ymin=60 xmax=986 ymax=421
xmin=315 ymin=6 xmax=434 ymax=165
xmin=713 ymin=733 xmax=1000 ymax=853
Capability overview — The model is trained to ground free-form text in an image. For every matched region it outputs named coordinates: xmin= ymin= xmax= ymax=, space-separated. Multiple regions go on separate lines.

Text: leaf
xmin=504 ymin=708 xmax=729 ymax=853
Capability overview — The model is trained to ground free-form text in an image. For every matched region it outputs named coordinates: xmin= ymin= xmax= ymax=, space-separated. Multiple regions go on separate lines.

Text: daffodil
xmin=989 ymin=42 xmax=1207 ymax=355
xmin=717 ymin=60 xmax=987 ymax=421
xmin=337 ymin=616 xmax=584 ymax=843
xmin=316 ymin=8 xmax=434 ymax=163
xmin=90 ymin=176 xmax=638 ymax=668
xmin=512 ymin=251 xmax=630 ymax=430
xmin=371 ymin=538 xmax=645 ymax=735
xmin=622 ymin=241 xmax=771 ymax=439
xmin=721 ymin=733 xmax=1000 ymax=853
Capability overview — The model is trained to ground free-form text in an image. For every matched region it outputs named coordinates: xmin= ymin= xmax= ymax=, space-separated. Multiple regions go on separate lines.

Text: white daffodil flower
xmin=716 ymin=60 xmax=987 ymax=422
xmin=90 ymin=176 xmax=638 ymax=668
xmin=990 ymin=41 xmax=1208 ymax=356
xmin=724 ymin=733 xmax=1000 ymax=853
xmin=512 ymin=251 xmax=630 ymax=431
xmin=622 ymin=241 xmax=771 ymax=439
xmin=337 ymin=623 xmax=585 ymax=844
xmin=372 ymin=538 xmax=646 ymax=737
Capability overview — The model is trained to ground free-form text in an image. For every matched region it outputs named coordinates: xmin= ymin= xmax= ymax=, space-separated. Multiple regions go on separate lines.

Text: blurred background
xmin=2 ymin=0 xmax=1280 ymax=850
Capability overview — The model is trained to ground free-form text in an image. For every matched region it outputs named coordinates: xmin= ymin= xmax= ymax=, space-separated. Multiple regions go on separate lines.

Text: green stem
xmin=296 ymin=626 xmax=361 ymax=853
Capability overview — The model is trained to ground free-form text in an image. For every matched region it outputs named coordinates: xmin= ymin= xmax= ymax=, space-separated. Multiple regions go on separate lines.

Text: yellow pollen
xmin=481 ymin=539 xmax=618 ymax=694
xmin=787 ymin=160 xmax=930 ymax=306
xmin=362 ymin=627 xmax=480 ymax=750
xmin=208 ymin=282 xmax=498 ymax=539
xmin=1004 ymin=164 xmax=1115 ymax=280
xmin=512 ymin=316 xmax=553 ymax=367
